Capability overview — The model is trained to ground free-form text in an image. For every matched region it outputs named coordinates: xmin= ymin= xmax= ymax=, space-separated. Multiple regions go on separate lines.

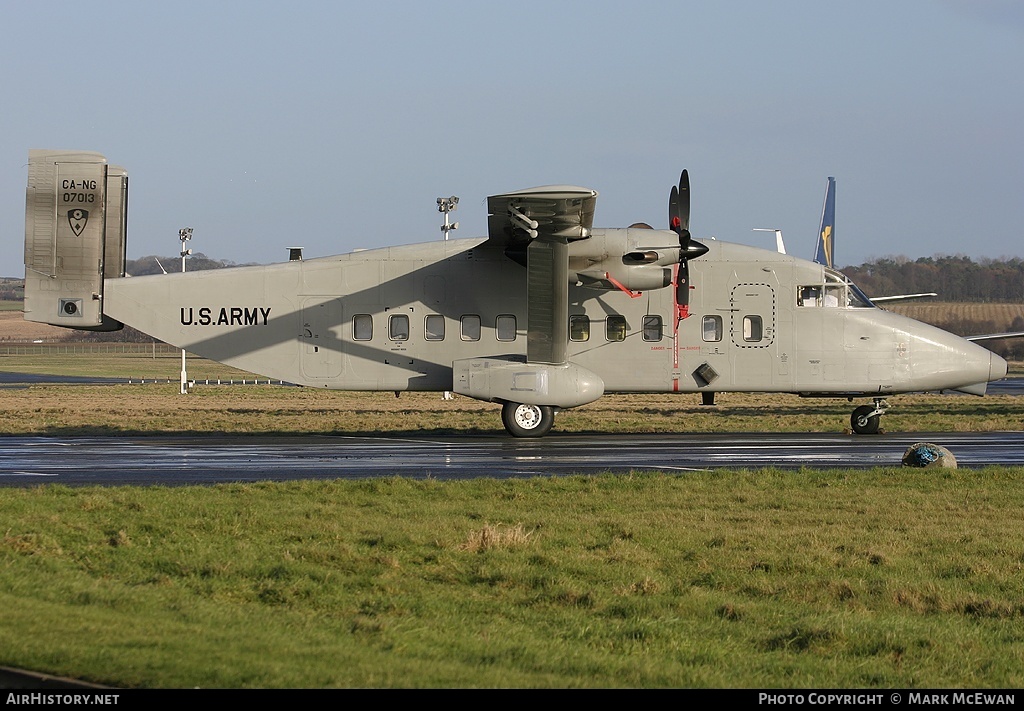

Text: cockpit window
xmin=847 ymin=283 xmax=874 ymax=308
xmin=823 ymin=285 xmax=843 ymax=307
xmin=798 ymin=286 xmax=822 ymax=307
xmin=798 ymin=269 xmax=875 ymax=309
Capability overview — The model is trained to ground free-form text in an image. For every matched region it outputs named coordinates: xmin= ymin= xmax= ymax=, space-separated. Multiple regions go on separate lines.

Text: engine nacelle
xmin=575 ymin=263 xmax=673 ymax=291
xmin=568 ymin=228 xmax=681 ymax=293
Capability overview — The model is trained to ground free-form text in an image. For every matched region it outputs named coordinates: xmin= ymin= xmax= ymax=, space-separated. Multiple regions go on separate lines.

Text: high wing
xmin=486 ymin=185 xmax=597 ymax=247
xmin=486 ymin=186 xmax=597 ymax=365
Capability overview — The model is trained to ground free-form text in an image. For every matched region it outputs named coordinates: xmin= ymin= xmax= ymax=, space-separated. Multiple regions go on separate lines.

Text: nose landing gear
xmin=851 ymin=398 xmax=889 ymax=435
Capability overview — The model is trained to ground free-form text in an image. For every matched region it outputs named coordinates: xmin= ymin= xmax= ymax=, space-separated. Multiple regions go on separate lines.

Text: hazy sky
xmin=3 ymin=1 xmax=1022 ymax=277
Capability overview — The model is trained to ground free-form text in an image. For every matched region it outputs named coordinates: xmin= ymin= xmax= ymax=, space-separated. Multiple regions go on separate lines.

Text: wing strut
xmin=526 ymin=237 xmax=569 ymax=364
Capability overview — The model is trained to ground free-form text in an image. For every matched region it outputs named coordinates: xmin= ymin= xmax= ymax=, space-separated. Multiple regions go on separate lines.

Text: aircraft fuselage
xmin=102 ymin=233 xmax=1005 ymax=399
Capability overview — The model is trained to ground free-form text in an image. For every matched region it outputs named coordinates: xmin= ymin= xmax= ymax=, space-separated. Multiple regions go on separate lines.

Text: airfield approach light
xmin=178 ymin=227 xmax=193 ymax=395
xmin=437 ymin=197 xmax=459 ymax=401
xmin=437 ymin=196 xmax=459 ymax=240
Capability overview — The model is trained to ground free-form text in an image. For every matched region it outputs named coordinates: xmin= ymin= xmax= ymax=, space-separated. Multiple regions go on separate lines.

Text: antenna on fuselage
xmin=753 ymin=228 xmax=786 ymax=255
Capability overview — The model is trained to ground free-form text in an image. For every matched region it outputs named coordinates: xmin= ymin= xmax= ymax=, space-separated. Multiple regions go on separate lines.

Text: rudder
xmin=23 ymin=149 xmax=126 ymax=331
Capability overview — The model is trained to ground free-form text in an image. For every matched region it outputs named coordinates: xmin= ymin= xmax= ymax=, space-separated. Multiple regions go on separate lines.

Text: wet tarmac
xmin=1 ymin=430 xmax=1022 ymax=487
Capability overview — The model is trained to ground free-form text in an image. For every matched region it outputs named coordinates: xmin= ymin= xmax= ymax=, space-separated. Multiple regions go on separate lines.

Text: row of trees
xmin=841 ymin=255 xmax=1024 ymax=303
xmin=124 ymin=253 xmax=251 ymax=276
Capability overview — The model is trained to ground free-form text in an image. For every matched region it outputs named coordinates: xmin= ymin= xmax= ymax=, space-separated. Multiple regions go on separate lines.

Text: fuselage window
xmin=353 ymin=314 xmax=373 ymax=341
xmin=606 ymin=315 xmax=626 ymax=342
xmin=743 ymin=315 xmax=763 ymax=342
xmin=702 ymin=315 xmax=723 ymax=342
xmin=569 ymin=315 xmax=590 ymax=342
xmin=389 ymin=314 xmax=409 ymax=341
xmin=461 ymin=314 xmax=481 ymax=341
xmin=424 ymin=314 xmax=445 ymax=341
xmin=496 ymin=314 xmax=517 ymax=341
xmin=642 ymin=315 xmax=662 ymax=342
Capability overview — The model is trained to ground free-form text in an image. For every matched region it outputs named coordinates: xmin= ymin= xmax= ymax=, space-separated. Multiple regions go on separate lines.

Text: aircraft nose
xmin=991 ymin=352 xmax=1008 ymax=382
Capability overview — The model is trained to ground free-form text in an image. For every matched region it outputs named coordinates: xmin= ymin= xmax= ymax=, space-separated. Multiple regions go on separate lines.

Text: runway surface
xmin=2 ymin=431 xmax=1023 ymax=487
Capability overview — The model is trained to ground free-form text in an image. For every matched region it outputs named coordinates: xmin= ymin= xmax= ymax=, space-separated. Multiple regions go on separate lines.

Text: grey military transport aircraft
xmin=23 ymin=149 xmax=1008 ymax=437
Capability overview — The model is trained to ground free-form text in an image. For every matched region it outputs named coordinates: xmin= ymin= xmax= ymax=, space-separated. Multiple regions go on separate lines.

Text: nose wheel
xmin=851 ymin=399 xmax=888 ymax=435
xmin=502 ymin=402 xmax=555 ymax=438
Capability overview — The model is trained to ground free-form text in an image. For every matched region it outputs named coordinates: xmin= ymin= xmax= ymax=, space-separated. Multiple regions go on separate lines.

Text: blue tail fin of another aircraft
xmin=813 ymin=177 xmax=836 ymax=268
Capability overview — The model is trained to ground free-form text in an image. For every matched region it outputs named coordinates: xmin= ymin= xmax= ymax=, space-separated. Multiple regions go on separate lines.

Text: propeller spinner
xmin=669 ymin=170 xmax=708 ymax=319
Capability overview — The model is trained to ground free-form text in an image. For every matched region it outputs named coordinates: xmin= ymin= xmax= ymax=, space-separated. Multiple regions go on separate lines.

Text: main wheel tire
xmin=501 ymin=402 xmax=555 ymax=438
xmin=851 ymin=405 xmax=881 ymax=435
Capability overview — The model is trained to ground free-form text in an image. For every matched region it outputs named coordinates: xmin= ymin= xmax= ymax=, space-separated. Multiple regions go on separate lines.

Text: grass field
xmin=2 ymin=469 xmax=1024 ymax=688
xmin=0 ymin=380 xmax=1021 ymax=437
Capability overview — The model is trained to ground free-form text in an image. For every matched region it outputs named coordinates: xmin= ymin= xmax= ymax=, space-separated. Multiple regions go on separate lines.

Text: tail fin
xmin=813 ymin=177 xmax=836 ymax=268
xmin=23 ymin=150 xmax=127 ymax=331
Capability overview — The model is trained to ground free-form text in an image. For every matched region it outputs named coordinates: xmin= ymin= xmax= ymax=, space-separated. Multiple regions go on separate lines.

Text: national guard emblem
xmin=68 ymin=209 xmax=89 ymax=236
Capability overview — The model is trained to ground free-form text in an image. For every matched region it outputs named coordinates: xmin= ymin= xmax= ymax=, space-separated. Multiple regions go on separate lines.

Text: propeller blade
xmin=677 ymin=170 xmax=690 ymax=235
xmin=676 ymin=259 xmax=690 ymax=308
xmin=669 ymin=172 xmax=691 ymax=248
xmin=669 ymin=185 xmax=681 ymax=234
xmin=670 ymin=170 xmax=699 ymax=320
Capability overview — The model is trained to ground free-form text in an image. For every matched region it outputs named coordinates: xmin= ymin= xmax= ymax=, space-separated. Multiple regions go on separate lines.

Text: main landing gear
xmin=501 ymin=402 xmax=556 ymax=438
xmin=851 ymin=398 xmax=889 ymax=435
